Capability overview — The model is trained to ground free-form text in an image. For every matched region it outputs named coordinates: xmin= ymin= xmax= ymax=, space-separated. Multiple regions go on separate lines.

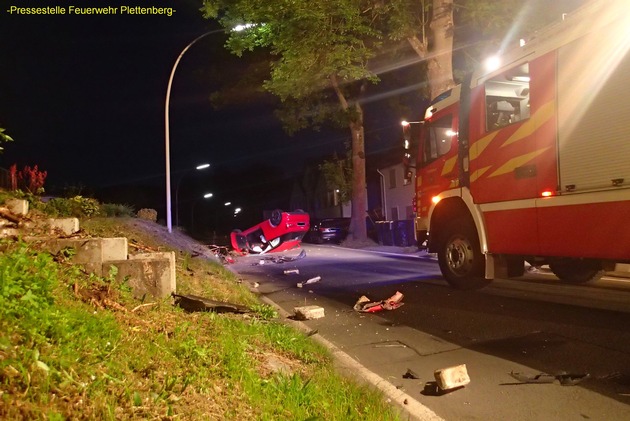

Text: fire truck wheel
xmin=269 ymin=209 xmax=283 ymax=227
xmin=437 ymin=220 xmax=489 ymax=290
xmin=548 ymin=258 xmax=604 ymax=284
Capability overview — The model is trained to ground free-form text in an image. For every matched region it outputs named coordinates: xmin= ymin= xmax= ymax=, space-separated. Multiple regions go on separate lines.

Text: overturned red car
xmin=230 ymin=209 xmax=310 ymax=254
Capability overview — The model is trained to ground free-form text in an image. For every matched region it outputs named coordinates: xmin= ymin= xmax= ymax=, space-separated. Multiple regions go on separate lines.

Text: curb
xmin=257 ymin=293 xmax=445 ymax=421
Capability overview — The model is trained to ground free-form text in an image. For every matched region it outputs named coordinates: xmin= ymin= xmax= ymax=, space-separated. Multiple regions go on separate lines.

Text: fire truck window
xmin=485 ymin=63 xmax=530 ymax=131
xmin=423 ymin=115 xmax=453 ymax=165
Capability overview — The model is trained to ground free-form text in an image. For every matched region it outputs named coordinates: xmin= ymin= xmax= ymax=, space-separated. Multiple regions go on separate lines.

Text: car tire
xmin=269 ymin=209 xmax=283 ymax=227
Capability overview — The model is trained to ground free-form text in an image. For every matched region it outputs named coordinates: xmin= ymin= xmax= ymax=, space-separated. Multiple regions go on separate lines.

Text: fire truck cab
xmin=404 ymin=0 xmax=630 ymax=289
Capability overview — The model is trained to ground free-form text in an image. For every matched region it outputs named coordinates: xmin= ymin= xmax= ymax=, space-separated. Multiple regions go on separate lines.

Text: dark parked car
xmin=306 ymin=218 xmax=350 ymax=244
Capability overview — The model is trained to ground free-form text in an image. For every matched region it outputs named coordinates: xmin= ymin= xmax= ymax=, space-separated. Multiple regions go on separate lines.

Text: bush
xmin=137 ymin=208 xmax=157 ymax=222
xmin=44 ymin=195 xmax=101 ymax=218
xmin=100 ymin=203 xmax=135 ymax=217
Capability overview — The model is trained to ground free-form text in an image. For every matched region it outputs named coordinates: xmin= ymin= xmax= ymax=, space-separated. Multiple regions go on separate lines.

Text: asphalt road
xmin=230 ymin=243 xmax=630 ymax=421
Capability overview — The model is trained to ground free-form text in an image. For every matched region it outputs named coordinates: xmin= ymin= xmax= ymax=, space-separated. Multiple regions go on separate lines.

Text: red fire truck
xmin=403 ymin=0 xmax=630 ymax=289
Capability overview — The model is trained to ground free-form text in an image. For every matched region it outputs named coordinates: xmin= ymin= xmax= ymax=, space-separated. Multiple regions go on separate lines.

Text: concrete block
xmin=108 ymin=255 xmax=175 ymax=299
xmin=101 ymin=237 xmax=128 ymax=261
xmin=293 ymin=305 xmax=325 ymax=320
xmin=129 ymin=252 xmax=176 ymax=293
xmin=434 ymin=364 xmax=470 ymax=390
xmin=46 ymin=218 xmax=80 ymax=235
xmin=41 ymin=237 xmax=128 ymax=275
xmin=5 ymin=199 xmax=28 ymax=216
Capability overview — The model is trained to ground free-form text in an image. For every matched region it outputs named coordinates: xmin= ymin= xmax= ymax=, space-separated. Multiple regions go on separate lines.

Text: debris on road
xmin=403 ymin=368 xmax=421 ymax=379
xmin=172 ymin=293 xmax=250 ymax=314
xmin=556 ymin=372 xmax=590 ymax=386
xmin=284 ymin=269 xmax=300 ymax=275
xmin=509 ymin=371 xmax=590 ymax=386
xmin=434 ymin=364 xmax=470 ymax=391
xmin=253 ymin=249 xmax=307 ymax=265
xmin=293 ymin=305 xmax=325 ymax=320
xmin=509 ymin=371 xmax=555 ymax=384
xmin=353 ymin=291 xmax=404 ymax=313
xmin=297 ymin=276 xmax=321 ymax=288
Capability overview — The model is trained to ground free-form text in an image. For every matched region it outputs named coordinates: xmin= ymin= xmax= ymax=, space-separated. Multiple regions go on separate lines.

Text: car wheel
xmin=437 ymin=219 xmax=490 ymax=290
xmin=269 ymin=209 xmax=283 ymax=227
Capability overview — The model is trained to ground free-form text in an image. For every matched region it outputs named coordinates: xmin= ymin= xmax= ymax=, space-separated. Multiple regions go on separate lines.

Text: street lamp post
xmin=165 ymin=26 xmax=253 ymax=233
xmin=164 ymin=30 xmax=223 ymax=233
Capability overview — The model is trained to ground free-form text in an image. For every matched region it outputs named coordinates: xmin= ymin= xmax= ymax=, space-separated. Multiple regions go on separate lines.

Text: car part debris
xmin=556 ymin=372 xmax=590 ymax=386
xmin=509 ymin=371 xmax=555 ymax=384
xmin=254 ymin=249 xmax=307 ymax=265
xmin=403 ymin=369 xmax=420 ymax=379
xmin=231 ymin=209 xmax=309 ymax=254
xmin=172 ymin=293 xmax=249 ymax=314
xmin=293 ymin=305 xmax=325 ymax=320
xmin=509 ymin=371 xmax=590 ymax=386
xmin=353 ymin=291 xmax=404 ymax=313
xmin=297 ymin=276 xmax=321 ymax=288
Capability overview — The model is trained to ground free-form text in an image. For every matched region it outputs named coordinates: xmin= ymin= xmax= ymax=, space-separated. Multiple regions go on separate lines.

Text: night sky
xmin=0 ymin=0 xmax=412 ymax=233
xmin=0 ymin=1 xmax=371 ymax=210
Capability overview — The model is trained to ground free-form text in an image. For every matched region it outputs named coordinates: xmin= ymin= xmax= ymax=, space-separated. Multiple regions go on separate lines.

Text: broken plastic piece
xmin=556 ymin=372 xmax=590 ymax=386
xmin=510 ymin=371 xmax=555 ymax=384
xmin=353 ymin=291 xmax=404 ymax=313
xmin=304 ymin=276 xmax=321 ymax=284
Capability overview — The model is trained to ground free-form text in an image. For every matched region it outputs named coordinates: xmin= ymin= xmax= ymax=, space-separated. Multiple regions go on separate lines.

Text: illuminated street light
xmin=165 ymin=24 xmax=253 ymax=233
xmin=175 ymin=163 xmax=210 ymax=227
xmin=191 ymin=192 xmax=213 ymax=231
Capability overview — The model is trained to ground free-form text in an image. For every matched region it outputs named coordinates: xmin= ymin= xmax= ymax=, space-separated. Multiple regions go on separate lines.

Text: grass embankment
xmin=0 ymin=217 xmax=400 ymax=420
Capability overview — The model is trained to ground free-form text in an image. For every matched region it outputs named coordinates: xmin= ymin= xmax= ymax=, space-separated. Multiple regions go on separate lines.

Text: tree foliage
xmin=319 ymin=151 xmax=353 ymax=205
xmin=0 ymin=127 xmax=13 ymax=153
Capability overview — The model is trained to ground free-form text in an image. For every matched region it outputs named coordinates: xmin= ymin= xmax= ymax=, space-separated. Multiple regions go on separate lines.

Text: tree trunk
xmin=427 ymin=0 xmax=456 ymax=100
xmin=348 ymin=114 xmax=368 ymax=241
xmin=407 ymin=0 xmax=456 ymax=101
xmin=330 ymin=74 xmax=368 ymax=241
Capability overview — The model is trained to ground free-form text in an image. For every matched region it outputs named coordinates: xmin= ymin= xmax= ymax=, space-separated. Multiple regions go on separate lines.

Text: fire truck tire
xmin=548 ymin=258 xmax=604 ymax=284
xmin=269 ymin=209 xmax=283 ymax=227
xmin=437 ymin=220 xmax=489 ymax=290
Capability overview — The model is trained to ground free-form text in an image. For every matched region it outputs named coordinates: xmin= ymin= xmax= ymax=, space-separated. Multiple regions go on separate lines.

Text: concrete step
xmin=2 ymin=198 xmax=178 ymax=299
xmin=108 ymin=252 xmax=176 ymax=299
